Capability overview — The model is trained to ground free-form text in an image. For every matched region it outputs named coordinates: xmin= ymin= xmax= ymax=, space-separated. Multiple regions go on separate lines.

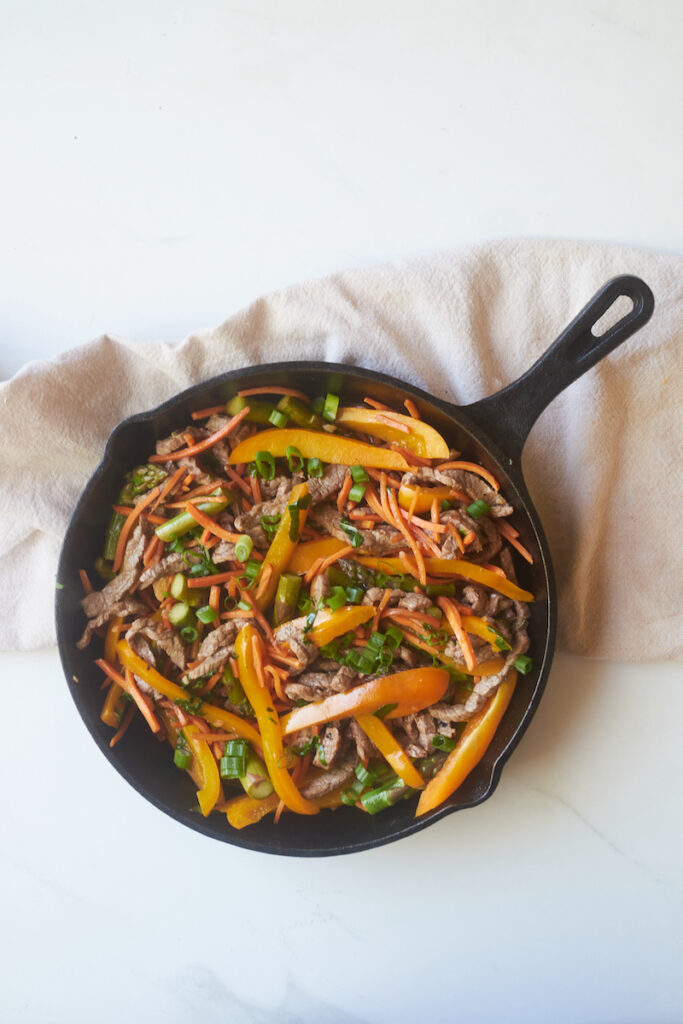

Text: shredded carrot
xmin=148 ymin=405 xmax=251 ymax=463
xmin=388 ymin=444 xmax=432 ymax=466
xmin=142 ymin=534 xmax=160 ymax=567
xmin=95 ymin=659 xmax=161 ymax=734
xmin=462 ymin=531 xmax=476 ymax=547
xmin=188 ymin=570 xmax=242 ymax=587
xmin=381 ymin=607 xmax=443 ymax=629
xmin=79 ymin=569 xmax=94 ymax=594
xmin=254 ymin=563 xmax=274 ymax=602
xmin=387 ymin=487 xmax=427 ymax=585
xmin=410 ymin=525 xmax=443 ymax=559
xmin=438 ymin=597 xmax=476 ymax=671
xmin=314 ymin=544 xmax=354 ymax=579
xmin=191 ymin=404 xmax=227 ymax=420
xmin=363 ymin=396 xmax=393 ymax=411
xmin=404 ymin=398 xmax=421 ymax=419
xmin=238 ymin=588 xmax=274 ymax=642
xmin=209 ymin=586 xmax=221 ymax=620
xmin=398 ymin=550 xmax=422 ymax=579
xmin=195 ymin=732 xmax=238 ymax=743
xmin=181 ymin=473 xmax=195 ymax=489
xmin=224 ymin=465 xmax=253 ymax=497
xmin=200 ymin=671 xmax=222 ymax=695
xmin=336 ymin=473 xmax=353 ymax=512
xmin=497 ymin=519 xmax=534 ymax=564
xmin=372 ymin=588 xmax=393 ymax=632
xmin=112 ymin=486 xmax=161 ymax=572
xmin=183 ymin=431 xmax=195 ymax=448
xmin=238 ymin=386 xmax=310 ymax=401
xmin=152 ymin=466 xmax=186 ymax=509
xmin=436 ymin=460 xmax=500 ymax=492
xmin=365 ymin=468 xmax=404 ymax=490
xmin=185 ymin=501 xmax=242 ymax=543
xmin=222 ymin=608 xmax=254 ymax=619
xmin=252 ymin=634 xmax=267 ymax=691
xmin=109 ymin=704 xmax=135 ymax=747
xmin=204 ymin=535 xmax=219 ymax=550
xmin=250 ymin=475 xmax=262 ymax=505
xmin=267 ymin=648 xmax=302 ymax=669
xmin=481 ymin=562 xmax=506 ymax=578
xmin=265 ymin=664 xmax=287 ymax=703
xmin=376 ymin=413 xmax=411 ymax=433
xmin=303 ymin=557 xmax=325 ymax=585
xmin=446 ymin=522 xmax=465 ymax=554
xmin=348 ymin=509 xmax=382 ymax=522
xmin=199 ymin=527 xmax=211 ymax=546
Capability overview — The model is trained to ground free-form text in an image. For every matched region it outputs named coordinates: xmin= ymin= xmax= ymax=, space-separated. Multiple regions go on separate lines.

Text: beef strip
xmin=161 ymin=455 xmax=214 ymax=486
xmin=76 ymin=597 xmax=148 ymax=649
xmin=125 ymin=617 xmax=187 ymax=670
xmin=185 ymin=620 xmax=249 ymax=680
xmin=361 ymin=588 xmax=431 ymax=611
xmin=300 ymin=751 xmax=357 ymax=800
xmin=439 ymin=509 xmax=502 ymax=562
xmin=81 ymin=521 xmax=148 ymax=620
xmin=305 ymin=463 xmax=348 ymax=504
xmin=313 ymin=722 xmax=345 ymax=770
xmin=402 ymin=468 xmax=513 ymax=517
xmin=347 ymin=718 xmax=381 ymax=764
xmin=310 ymin=572 xmax=331 ymax=605
xmin=311 ymin=504 xmax=401 ymax=555
xmin=283 ymin=663 xmax=354 ymax=703
xmin=211 ymin=540 xmax=236 ymax=564
xmin=234 ymin=477 xmax=298 ymax=548
xmin=460 ymin=583 xmax=488 ymax=615
xmin=138 ymin=553 xmax=188 ymax=589
xmin=430 ymin=628 xmax=528 ymax=722
xmin=272 ymin=616 xmax=318 ymax=675
xmin=395 ymin=711 xmax=437 ymax=758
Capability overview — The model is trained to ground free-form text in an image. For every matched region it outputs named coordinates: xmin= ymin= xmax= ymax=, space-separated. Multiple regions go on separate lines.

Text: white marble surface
xmin=1 ymin=2 xmax=682 ymax=1022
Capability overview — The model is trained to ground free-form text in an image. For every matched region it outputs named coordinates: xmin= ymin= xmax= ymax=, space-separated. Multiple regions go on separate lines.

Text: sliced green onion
xmin=440 ymin=499 xmax=453 ymax=511
xmin=350 ymin=464 xmax=369 ymax=484
xmin=237 ymin=599 xmax=252 ymax=611
xmin=196 ymin=605 xmax=218 ymax=624
xmin=254 ymin=451 xmax=276 ymax=480
xmin=339 ymin=517 xmax=363 ymax=549
xmin=286 ymin=445 xmax=304 ymax=472
xmin=173 ymin=747 xmax=192 ymax=770
xmin=226 ymin=395 xmax=275 ymax=424
xmin=425 ymin=583 xmax=456 ymax=597
xmin=268 ymin=408 xmax=289 ymax=428
xmin=348 ymin=483 xmax=366 ymax=503
xmin=288 ymin=493 xmax=312 ymax=542
xmin=466 ymin=499 xmax=491 ymax=519
xmin=260 ymin=514 xmax=281 ymax=541
xmin=344 ymin=586 xmax=364 ymax=605
xmin=384 ymin=625 xmax=403 ymax=650
xmin=378 ymin=648 xmax=394 ymax=668
xmin=326 ymin=586 xmax=348 ymax=611
xmin=277 ymin=396 xmax=323 ymax=430
xmin=322 ymin=393 xmax=339 ymax=422
xmin=426 ymin=605 xmax=443 ymax=620
xmin=243 ymin=559 xmax=261 ymax=584
xmin=312 ymin=396 xmax=325 ymax=415
xmin=358 ymin=655 xmax=377 ymax=674
xmin=431 ymin=734 xmax=458 ymax=752
xmin=366 ymin=631 xmax=386 ymax=652
xmin=234 ymin=534 xmax=253 ymax=562
xmin=341 ymin=789 xmax=360 ymax=806
xmin=361 ymin=777 xmax=409 ymax=814
xmin=354 ymin=763 xmax=377 ymax=786
xmin=490 ymin=629 xmax=511 ymax=652
xmin=306 ymin=457 xmax=324 ymax=478
xmin=514 ymin=654 xmax=533 ymax=674
xmin=224 ymin=739 xmax=248 ymax=757
xmin=297 ymin=592 xmax=313 ymax=614
xmin=180 ymin=625 xmax=198 ymax=643
xmin=220 ymin=755 xmax=246 ymax=779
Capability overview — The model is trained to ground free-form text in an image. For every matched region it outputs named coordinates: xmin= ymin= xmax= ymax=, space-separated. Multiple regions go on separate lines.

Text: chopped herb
xmin=175 ymin=697 xmax=203 ymax=714
xmin=339 ymin=517 xmax=364 ymax=548
xmin=374 ymin=703 xmax=398 ymax=720
xmin=431 ymin=734 xmax=458 ymax=752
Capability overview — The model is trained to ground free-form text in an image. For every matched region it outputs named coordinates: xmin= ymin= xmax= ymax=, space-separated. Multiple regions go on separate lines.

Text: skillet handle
xmin=463 ymin=275 xmax=655 ymax=462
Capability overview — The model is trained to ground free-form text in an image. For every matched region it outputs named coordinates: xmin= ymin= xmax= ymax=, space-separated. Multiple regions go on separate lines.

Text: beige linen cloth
xmin=0 ymin=239 xmax=680 ymax=659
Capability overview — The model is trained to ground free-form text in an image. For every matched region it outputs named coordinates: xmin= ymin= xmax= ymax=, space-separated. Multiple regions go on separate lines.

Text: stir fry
xmin=76 ymin=386 xmax=534 ymax=826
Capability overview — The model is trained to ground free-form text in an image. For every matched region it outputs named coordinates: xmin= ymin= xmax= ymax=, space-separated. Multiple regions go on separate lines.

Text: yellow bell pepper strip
xmin=229 ymin=428 xmax=409 ymax=471
xmin=415 ymin=670 xmax=518 ymax=816
xmin=281 ymin=666 xmax=449 ymax=735
xmin=460 ymin=614 xmax=510 ymax=648
xmin=235 ymin=625 xmax=319 ymax=816
xmin=116 ymin=640 xmax=264 ymax=755
xmin=397 ymin=484 xmax=467 ymax=513
xmin=183 ymin=723 xmax=222 ymax=816
xmin=354 ymin=714 xmax=425 ymax=789
xmin=335 ymin=407 xmax=449 ymax=459
xmin=307 ymin=604 xmax=375 ymax=647
xmin=254 ymin=481 xmax=309 ymax=610
xmin=287 ymin=537 xmax=348 ymax=575
xmin=100 ymin=617 xmax=125 ymax=726
xmin=222 ymin=791 xmax=281 ymax=829
xmin=356 ymin=556 xmax=534 ymax=603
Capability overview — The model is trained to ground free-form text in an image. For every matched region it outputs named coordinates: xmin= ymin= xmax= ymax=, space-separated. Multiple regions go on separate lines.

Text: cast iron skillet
xmin=56 ymin=275 xmax=654 ymax=856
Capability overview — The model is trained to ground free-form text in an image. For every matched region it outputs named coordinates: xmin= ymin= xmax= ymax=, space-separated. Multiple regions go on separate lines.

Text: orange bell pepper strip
xmin=116 ymin=640 xmax=264 ymax=755
xmin=307 ymin=605 xmax=375 ymax=647
xmin=356 ymin=556 xmax=534 ymax=603
xmin=222 ymin=791 xmax=280 ymax=829
xmin=354 ymin=714 xmax=425 ymax=789
xmin=235 ymin=625 xmax=318 ymax=816
xmin=397 ymin=484 xmax=468 ymax=513
xmin=415 ymin=670 xmax=518 ymax=816
xmin=281 ymin=666 xmax=449 ymax=735
xmin=183 ymin=723 xmax=222 ymax=816
xmin=100 ymin=617 xmax=125 ymax=726
xmin=254 ymin=481 xmax=310 ymax=610
xmin=335 ymin=407 xmax=449 ymax=459
xmin=229 ymin=428 xmax=409 ymax=471
xmin=287 ymin=537 xmax=348 ymax=575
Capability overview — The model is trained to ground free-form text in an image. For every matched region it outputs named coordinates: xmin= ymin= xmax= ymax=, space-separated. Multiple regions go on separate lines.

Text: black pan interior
xmin=56 ymin=361 xmax=554 ymax=856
